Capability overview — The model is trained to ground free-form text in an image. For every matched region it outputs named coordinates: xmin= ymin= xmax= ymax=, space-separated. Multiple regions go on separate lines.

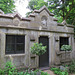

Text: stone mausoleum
xmin=0 ymin=6 xmax=75 ymax=68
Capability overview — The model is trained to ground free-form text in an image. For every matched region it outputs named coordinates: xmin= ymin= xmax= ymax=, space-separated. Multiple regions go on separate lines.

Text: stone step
xmin=39 ymin=67 xmax=50 ymax=70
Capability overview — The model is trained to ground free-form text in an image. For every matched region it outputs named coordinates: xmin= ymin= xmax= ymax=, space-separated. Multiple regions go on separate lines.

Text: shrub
xmin=69 ymin=60 xmax=75 ymax=73
xmin=50 ymin=67 xmax=60 ymax=71
xmin=41 ymin=71 xmax=49 ymax=75
xmin=30 ymin=43 xmax=47 ymax=56
xmin=51 ymin=67 xmax=68 ymax=75
xmin=59 ymin=71 xmax=68 ymax=75
xmin=5 ymin=61 xmax=16 ymax=74
xmin=61 ymin=45 xmax=72 ymax=51
xmin=0 ymin=61 xmax=17 ymax=75
xmin=34 ymin=69 xmax=49 ymax=75
xmin=0 ymin=61 xmax=49 ymax=75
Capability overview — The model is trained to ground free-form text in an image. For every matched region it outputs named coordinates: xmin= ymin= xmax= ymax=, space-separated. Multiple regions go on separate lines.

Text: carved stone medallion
xmin=13 ymin=18 xmax=19 ymax=26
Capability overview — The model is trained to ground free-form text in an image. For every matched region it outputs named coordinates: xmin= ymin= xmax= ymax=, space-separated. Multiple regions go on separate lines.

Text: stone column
xmin=0 ymin=33 xmax=1 ymax=67
xmin=54 ymin=36 xmax=61 ymax=65
xmin=0 ymin=31 xmax=6 ymax=68
xmin=49 ymin=33 xmax=55 ymax=66
xmin=36 ymin=35 xmax=39 ymax=68
xmin=24 ymin=31 xmax=30 ymax=67
xmin=71 ymin=34 xmax=75 ymax=59
xmin=48 ymin=35 xmax=51 ymax=67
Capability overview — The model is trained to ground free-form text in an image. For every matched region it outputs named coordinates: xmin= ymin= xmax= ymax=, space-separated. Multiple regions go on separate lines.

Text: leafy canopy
xmin=27 ymin=0 xmax=75 ymax=25
xmin=0 ymin=0 xmax=15 ymax=13
xmin=26 ymin=0 xmax=47 ymax=16
xmin=30 ymin=43 xmax=47 ymax=56
xmin=48 ymin=0 xmax=75 ymax=24
xmin=27 ymin=0 xmax=48 ymax=11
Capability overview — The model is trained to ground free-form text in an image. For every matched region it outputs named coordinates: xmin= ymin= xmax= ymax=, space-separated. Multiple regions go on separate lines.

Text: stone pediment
xmin=28 ymin=5 xmax=58 ymax=29
xmin=29 ymin=5 xmax=58 ymax=21
xmin=34 ymin=5 xmax=54 ymax=16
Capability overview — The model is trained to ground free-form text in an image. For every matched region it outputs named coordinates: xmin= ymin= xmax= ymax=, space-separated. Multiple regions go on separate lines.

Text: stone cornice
xmin=57 ymin=23 xmax=75 ymax=28
xmin=0 ymin=25 xmax=74 ymax=34
xmin=67 ymin=24 xmax=75 ymax=28
xmin=0 ymin=13 xmax=31 ymax=22
xmin=29 ymin=14 xmax=36 ymax=17
xmin=57 ymin=23 xmax=64 ymax=26
xmin=53 ymin=18 xmax=58 ymax=21
xmin=0 ymin=14 xmax=13 ymax=18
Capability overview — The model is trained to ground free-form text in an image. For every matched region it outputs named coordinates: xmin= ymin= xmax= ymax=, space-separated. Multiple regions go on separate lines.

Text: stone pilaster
xmin=0 ymin=31 xmax=5 ymax=68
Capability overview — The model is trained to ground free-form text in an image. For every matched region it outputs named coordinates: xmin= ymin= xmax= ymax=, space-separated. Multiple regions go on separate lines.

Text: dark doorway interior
xmin=39 ymin=36 xmax=49 ymax=67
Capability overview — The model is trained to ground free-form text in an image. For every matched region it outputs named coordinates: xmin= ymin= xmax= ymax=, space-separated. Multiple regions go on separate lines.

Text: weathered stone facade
xmin=0 ymin=6 xmax=74 ymax=68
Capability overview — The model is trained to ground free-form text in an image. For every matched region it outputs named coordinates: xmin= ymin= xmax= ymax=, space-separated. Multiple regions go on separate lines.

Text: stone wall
xmin=0 ymin=32 xmax=1 ymax=67
xmin=0 ymin=28 xmax=74 ymax=68
xmin=72 ymin=39 xmax=75 ymax=59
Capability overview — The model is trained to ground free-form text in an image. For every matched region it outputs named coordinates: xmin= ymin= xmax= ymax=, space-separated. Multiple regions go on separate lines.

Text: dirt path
xmin=43 ymin=70 xmax=55 ymax=75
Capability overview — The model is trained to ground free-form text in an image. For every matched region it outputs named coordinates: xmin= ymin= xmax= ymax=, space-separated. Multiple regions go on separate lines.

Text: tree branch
xmin=72 ymin=18 xmax=75 ymax=25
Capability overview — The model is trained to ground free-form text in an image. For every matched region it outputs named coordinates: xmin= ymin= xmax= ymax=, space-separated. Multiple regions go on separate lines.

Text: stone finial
xmin=62 ymin=20 xmax=67 ymax=25
xmin=0 ymin=9 xmax=4 ymax=14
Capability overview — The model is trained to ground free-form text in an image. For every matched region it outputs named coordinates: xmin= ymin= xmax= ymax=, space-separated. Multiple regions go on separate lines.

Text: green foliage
xmin=54 ymin=15 xmax=63 ymax=23
xmin=0 ymin=61 xmax=49 ymax=75
xmin=26 ymin=0 xmax=47 ymax=16
xmin=31 ymin=43 xmax=47 ymax=56
xmin=27 ymin=0 xmax=75 ymax=26
xmin=34 ymin=69 xmax=49 ymax=75
xmin=50 ymin=67 xmax=60 ymax=71
xmin=69 ymin=60 xmax=75 ymax=73
xmin=59 ymin=71 xmax=68 ymax=75
xmin=27 ymin=0 xmax=47 ymax=11
xmin=33 ymin=0 xmax=48 ymax=10
xmin=61 ymin=45 xmax=72 ymax=51
xmin=0 ymin=61 xmax=17 ymax=75
xmin=27 ymin=0 xmax=37 ymax=10
xmin=41 ymin=71 xmax=49 ymax=75
xmin=51 ymin=67 xmax=68 ymax=75
xmin=26 ymin=11 xmax=33 ymax=17
xmin=5 ymin=61 xmax=16 ymax=71
xmin=0 ymin=0 xmax=15 ymax=13
xmin=48 ymin=0 xmax=75 ymax=25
